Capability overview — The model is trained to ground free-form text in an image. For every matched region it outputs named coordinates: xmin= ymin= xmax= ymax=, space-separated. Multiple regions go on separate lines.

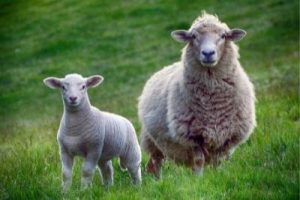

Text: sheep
xmin=43 ymin=73 xmax=141 ymax=192
xmin=138 ymin=12 xmax=256 ymax=178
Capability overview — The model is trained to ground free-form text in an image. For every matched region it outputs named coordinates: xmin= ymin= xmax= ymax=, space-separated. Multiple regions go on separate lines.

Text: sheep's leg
xmin=61 ymin=150 xmax=74 ymax=192
xmin=98 ymin=160 xmax=114 ymax=187
xmin=213 ymin=135 xmax=241 ymax=166
xmin=81 ymin=153 xmax=99 ymax=190
xmin=192 ymin=147 xmax=205 ymax=175
xmin=146 ymin=152 xmax=164 ymax=179
xmin=142 ymin=133 xmax=164 ymax=178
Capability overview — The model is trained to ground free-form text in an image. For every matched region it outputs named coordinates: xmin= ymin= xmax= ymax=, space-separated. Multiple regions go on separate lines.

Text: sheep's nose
xmin=69 ymin=96 xmax=77 ymax=101
xmin=201 ymin=50 xmax=215 ymax=58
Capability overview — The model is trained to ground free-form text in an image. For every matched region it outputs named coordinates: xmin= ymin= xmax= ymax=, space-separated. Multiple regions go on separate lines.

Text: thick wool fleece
xmin=138 ymin=14 xmax=256 ymax=168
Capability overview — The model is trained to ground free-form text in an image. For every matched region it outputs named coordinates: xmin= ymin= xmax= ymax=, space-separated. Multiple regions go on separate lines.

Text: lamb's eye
xmin=62 ymin=85 xmax=66 ymax=91
xmin=81 ymin=85 xmax=86 ymax=90
xmin=221 ymin=34 xmax=226 ymax=39
xmin=192 ymin=34 xmax=196 ymax=39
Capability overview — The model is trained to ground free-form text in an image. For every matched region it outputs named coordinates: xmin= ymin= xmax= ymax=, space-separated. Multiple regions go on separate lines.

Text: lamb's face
xmin=44 ymin=74 xmax=104 ymax=109
xmin=171 ymin=14 xmax=246 ymax=68
xmin=61 ymin=75 xmax=88 ymax=107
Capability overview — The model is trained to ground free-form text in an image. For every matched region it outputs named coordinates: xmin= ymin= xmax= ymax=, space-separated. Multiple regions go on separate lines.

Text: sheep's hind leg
xmin=141 ymin=133 xmax=164 ymax=179
xmin=98 ymin=160 xmax=114 ymax=187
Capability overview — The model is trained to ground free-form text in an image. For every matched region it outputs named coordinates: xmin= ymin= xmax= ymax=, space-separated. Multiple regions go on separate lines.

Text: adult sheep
xmin=138 ymin=12 xmax=256 ymax=178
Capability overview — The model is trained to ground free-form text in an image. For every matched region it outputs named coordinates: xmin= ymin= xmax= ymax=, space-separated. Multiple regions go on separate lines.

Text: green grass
xmin=0 ymin=0 xmax=299 ymax=199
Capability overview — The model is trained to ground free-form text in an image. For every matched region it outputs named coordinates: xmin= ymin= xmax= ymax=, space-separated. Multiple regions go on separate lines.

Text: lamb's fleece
xmin=44 ymin=74 xmax=141 ymax=192
xmin=138 ymin=13 xmax=256 ymax=176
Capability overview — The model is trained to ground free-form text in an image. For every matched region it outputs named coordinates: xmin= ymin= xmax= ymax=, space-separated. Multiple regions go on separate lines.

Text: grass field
xmin=0 ymin=0 xmax=299 ymax=199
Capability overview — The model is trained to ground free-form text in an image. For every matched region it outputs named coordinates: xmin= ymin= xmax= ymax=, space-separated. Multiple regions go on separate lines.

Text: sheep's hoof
xmin=192 ymin=167 xmax=204 ymax=176
xmin=146 ymin=158 xmax=161 ymax=179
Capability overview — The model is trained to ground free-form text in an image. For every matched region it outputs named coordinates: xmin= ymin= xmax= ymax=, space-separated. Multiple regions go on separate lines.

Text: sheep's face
xmin=191 ymin=26 xmax=226 ymax=67
xmin=171 ymin=24 xmax=246 ymax=68
xmin=44 ymin=74 xmax=103 ymax=109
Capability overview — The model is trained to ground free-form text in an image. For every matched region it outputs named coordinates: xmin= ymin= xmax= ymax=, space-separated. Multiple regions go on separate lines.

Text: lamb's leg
xmin=119 ymin=138 xmax=142 ymax=185
xmin=81 ymin=153 xmax=99 ymax=189
xmin=127 ymin=163 xmax=142 ymax=185
xmin=141 ymin=133 xmax=164 ymax=178
xmin=98 ymin=160 xmax=114 ymax=187
xmin=60 ymin=150 xmax=74 ymax=193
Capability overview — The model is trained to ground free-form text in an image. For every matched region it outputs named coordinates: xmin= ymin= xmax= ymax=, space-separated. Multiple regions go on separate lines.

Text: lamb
xmin=43 ymin=73 xmax=141 ymax=192
xmin=138 ymin=12 xmax=256 ymax=178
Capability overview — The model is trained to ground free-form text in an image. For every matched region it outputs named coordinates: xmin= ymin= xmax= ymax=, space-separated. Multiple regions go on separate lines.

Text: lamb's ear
xmin=226 ymin=29 xmax=246 ymax=42
xmin=86 ymin=75 xmax=104 ymax=88
xmin=43 ymin=77 xmax=62 ymax=89
xmin=171 ymin=30 xmax=194 ymax=43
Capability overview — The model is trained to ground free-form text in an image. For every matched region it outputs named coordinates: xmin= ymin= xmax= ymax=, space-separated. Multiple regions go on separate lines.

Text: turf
xmin=0 ymin=0 xmax=299 ymax=199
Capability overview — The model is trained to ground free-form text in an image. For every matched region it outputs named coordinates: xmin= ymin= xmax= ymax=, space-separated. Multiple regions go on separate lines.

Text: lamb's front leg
xmin=60 ymin=150 xmax=74 ymax=193
xmin=81 ymin=152 xmax=99 ymax=190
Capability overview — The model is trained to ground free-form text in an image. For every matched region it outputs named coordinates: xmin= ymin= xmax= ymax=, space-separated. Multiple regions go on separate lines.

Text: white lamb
xmin=44 ymin=73 xmax=141 ymax=192
xmin=138 ymin=12 xmax=256 ymax=178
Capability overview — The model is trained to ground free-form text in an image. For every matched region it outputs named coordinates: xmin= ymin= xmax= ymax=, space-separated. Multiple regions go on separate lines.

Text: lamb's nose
xmin=69 ymin=96 xmax=77 ymax=101
xmin=201 ymin=50 xmax=215 ymax=58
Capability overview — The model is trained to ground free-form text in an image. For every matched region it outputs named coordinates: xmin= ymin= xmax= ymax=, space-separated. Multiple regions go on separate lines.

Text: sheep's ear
xmin=171 ymin=30 xmax=194 ymax=43
xmin=43 ymin=77 xmax=62 ymax=89
xmin=226 ymin=29 xmax=246 ymax=42
xmin=86 ymin=75 xmax=104 ymax=88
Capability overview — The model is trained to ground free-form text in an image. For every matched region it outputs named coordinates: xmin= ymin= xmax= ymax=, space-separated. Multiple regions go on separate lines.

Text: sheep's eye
xmin=62 ymin=85 xmax=66 ymax=91
xmin=221 ymin=34 xmax=226 ymax=39
xmin=192 ymin=34 xmax=196 ymax=39
xmin=81 ymin=85 xmax=86 ymax=90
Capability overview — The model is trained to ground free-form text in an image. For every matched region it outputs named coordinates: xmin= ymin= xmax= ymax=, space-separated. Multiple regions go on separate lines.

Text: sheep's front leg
xmin=61 ymin=150 xmax=74 ymax=192
xmin=146 ymin=152 xmax=164 ymax=179
xmin=191 ymin=147 xmax=205 ymax=175
xmin=81 ymin=153 xmax=99 ymax=190
xmin=99 ymin=160 xmax=114 ymax=186
xmin=142 ymin=134 xmax=164 ymax=179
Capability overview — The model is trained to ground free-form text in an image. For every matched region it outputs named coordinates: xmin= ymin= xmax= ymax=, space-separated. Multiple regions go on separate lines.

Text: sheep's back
xmin=138 ymin=62 xmax=181 ymax=136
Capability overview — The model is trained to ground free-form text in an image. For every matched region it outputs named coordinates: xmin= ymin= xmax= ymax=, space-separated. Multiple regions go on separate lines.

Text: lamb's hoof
xmin=62 ymin=187 xmax=70 ymax=194
xmin=80 ymin=181 xmax=91 ymax=190
xmin=103 ymin=182 xmax=113 ymax=189
xmin=62 ymin=182 xmax=71 ymax=193
xmin=146 ymin=159 xmax=161 ymax=179
xmin=132 ymin=179 xmax=142 ymax=186
xmin=80 ymin=185 xmax=88 ymax=191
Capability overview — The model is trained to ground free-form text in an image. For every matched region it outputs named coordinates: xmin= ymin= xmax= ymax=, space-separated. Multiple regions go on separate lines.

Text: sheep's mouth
xmin=201 ymin=60 xmax=217 ymax=67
